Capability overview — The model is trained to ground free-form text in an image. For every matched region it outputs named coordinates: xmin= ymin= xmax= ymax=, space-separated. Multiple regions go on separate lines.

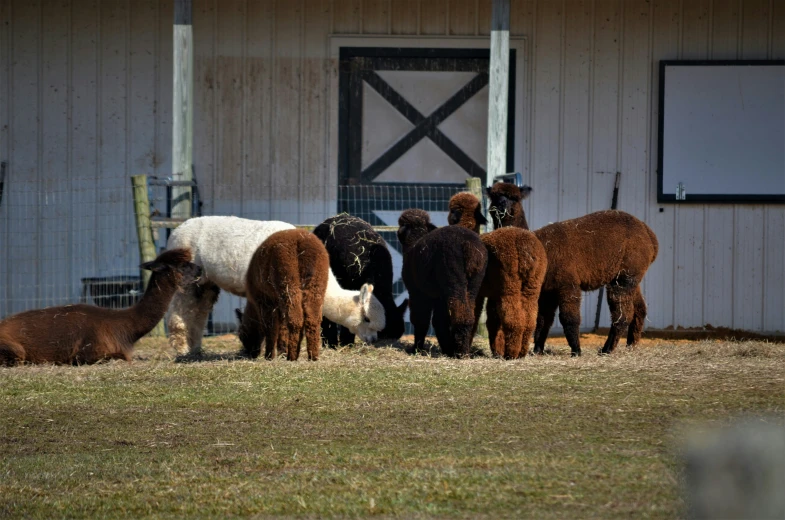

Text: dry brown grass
xmin=1 ymin=332 xmax=783 ymax=519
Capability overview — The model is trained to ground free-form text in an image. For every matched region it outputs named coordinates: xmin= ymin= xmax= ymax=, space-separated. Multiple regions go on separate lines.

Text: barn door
xmin=338 ymin=47 xmax=515 ymax=187
xmin=337 ymin=47 xmax=516 ymax=315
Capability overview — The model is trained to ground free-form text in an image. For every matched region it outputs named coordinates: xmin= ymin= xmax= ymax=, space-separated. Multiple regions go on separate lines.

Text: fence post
xmin=465 ymin=177 xmax=488 ymax=339
xmin=131 ymin=174 xmax=165 ymax=337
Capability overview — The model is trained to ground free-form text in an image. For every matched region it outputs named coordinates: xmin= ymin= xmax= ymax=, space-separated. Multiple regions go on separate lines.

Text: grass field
xmin=1 ymin=333 xmax=783 ymax=519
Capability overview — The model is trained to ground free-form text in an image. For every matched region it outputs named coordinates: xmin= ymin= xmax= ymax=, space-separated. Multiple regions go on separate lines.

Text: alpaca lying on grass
xmin=449 ymin=192 xmax=547 ymax=359
xmin=313 ymin=214 xmax=407 ymax=348
xmin=398 ymin=209 xmax=487 ymax=358
xmin=486 ymin=182 xmax=659 ymax=356
xmin=237 ymin=229 xmax=329 ymax=361
xmin=0 ymin=248 xmax=201 ymax=366
xmin=166 ymin=216 xmax=385 ymax=355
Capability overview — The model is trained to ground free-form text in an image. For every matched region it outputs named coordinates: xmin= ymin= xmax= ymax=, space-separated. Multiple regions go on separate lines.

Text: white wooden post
xmin=485 ymin=0 xmax=510 ymax=189
xmin=171 ymin=0 xmax=193 ymax=221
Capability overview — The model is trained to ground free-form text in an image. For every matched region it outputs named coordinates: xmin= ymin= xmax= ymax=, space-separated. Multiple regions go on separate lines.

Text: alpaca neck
xmin=322 ymin=269 xmax=360 ymax=330
xmin=127 ymin=272 xmax=179 ymax=341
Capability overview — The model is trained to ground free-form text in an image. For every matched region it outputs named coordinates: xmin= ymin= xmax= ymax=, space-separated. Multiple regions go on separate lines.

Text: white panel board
xmin=659 ymin=62 xmax=785 ymax=201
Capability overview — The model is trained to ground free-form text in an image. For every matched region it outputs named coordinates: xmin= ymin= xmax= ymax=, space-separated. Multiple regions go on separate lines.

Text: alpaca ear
xmin=475 ymin=206 xmax=488 ymax=226
xmin=234 ymin=308 xmax=243 ymax=323
xmin=359 ymin=283 xmax=374 ymax=306
xmin=485 ymin=186 xmax=493 ymax=197
xmin=520 ymin=185 xmax=533 ymax=199
xmin=140 ymin=260 xmax=167 ymax=273
xmin=427 ymin=222 xmax=437 ymax=232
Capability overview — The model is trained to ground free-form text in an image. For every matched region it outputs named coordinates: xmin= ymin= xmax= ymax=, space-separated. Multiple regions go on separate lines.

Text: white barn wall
xmin=0 ymin=0 xmax=783 ymax=332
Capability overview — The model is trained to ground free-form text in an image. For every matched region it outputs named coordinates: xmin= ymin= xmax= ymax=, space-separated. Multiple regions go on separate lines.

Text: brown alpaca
xmin=448 ymin=192 xmax=488 ymax=233
xmin=486 ymin=182 xmax=659 ymax=356
xmin=474 ymin=227 xmax=548 ymax=359
xmin=448 ymin=193 xmax=548 ymax=359
xmin=237 ymin=229 xmax=329 ymax=361
xmin=0 ymin=249 xmax=201 ymax=366
xmin=485 ymin=182 xmax=533 ymax=230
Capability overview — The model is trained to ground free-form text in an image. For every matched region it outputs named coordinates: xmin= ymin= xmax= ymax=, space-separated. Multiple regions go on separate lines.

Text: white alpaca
xmin=166 ymin=216 xmax=386 ymax=355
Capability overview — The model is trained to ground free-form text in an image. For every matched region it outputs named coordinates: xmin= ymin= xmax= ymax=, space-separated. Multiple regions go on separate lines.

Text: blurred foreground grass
xmin=1 ymin=334 xmax=783 ymax=519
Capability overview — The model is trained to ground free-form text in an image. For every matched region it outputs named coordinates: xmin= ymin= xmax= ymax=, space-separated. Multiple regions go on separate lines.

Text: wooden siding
xmin=0 ymin=0 xmax=783 ymax=332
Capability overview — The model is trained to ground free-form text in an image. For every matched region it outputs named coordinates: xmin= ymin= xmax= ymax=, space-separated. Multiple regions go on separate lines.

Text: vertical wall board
xmin=703 ymin=207 xmax=734 ymax=327
xmin=643 ymin=0 xmax=679 ymax=329
xmin=0 ymin=0 xmax=9 ymax=313
xmin=763 ymin=208 xmax=785 ymax=332
xmin=8 ymin=0 xmax=41 ymax=314
xmin=673 ymin=207 xmax=705 ymax=327
xmin=510 ymin=0 xmax=533 ymax=186
xmin=129 ymin=0 xmax=160 ymax=254
xmin=333 ymin=0 xmax=361 ymax=34
xmin=272 ymin=0 xmax=302 ymax=222
xmin=560 ymin=0 xmax=590 ymax=223
xmin=214 ymin=0 xmax=245 ymax=213
xmin=588 ymin=0 xmax=618 ymax=328
xmin=710 ymin=0 xmax=740 ymax=58
xmin=362 ymin=0 xmax=389 ymax=34
xmin=740 ymin=0 xmax=770 ymax=59
xmin=774 ymin=0 xmax=785 ymax=57
xmin=420 ymin=0 xmax=447 ymax=35
xmin=129 ymin=0 xmax=159 ymax=179
xmin=733 ymin=208 xmax=765 ymax=330
xmin=69 ymin=0 xmax=99 ymax=306
xmin=243 ymin=0 xmax=274 ymax=219
xmin=193 ymin=0 xmax=217 ymax=214
xmin=680 ymin=0 xmax=710 ymax=58
xmin=154 ymin=0 xmax=173 ymax=183
xmin=477 ymin=0 xmax=491 ymax=36
xmin=97 ymin=0 xmax=130 ymax=277
xmin=528 ymin=0 xmax=562 ymax=229
xmin=39 ymin=0 xmax=71 ymax=307
xmin=390 ymin=0 xmax=419 ymax=35
xmin=303 ymin=0 xmax=332 ymax=223
xmin=449 ymin=0 xmax=477 ymax=35
xmin=589 ymin=0 xmax=620 ymax=215
xmin=617 ymin=0 xmax=651 ymax=222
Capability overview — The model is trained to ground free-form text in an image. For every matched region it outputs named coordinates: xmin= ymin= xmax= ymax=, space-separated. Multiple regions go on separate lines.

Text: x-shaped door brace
xmin=359 ymin=70 xmax=489 ymax=183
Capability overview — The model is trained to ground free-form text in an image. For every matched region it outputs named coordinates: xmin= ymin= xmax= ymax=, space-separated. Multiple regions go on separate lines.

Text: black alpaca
xmin=313 ymin=214 xmax=407 ymax=347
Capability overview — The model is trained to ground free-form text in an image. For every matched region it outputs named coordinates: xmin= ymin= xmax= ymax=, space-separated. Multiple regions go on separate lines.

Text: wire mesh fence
xmin=0 ymin=179 xmax=476 ymax=336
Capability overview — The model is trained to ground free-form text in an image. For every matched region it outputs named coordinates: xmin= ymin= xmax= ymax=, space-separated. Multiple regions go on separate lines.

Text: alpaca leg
xmin=264 ymin=307 xmax=281 ymax=360
xmin=626 ymin=285 xmax=647 ymax=346
xmin=339 ymin=326 xmax=357 ymax=346
xmin=321 ymin=318 xmax=339 ymax=349
xmin=167 ymin=282 xmax=220 ymax=356
xmin=408 ymin=293 xmax=432 ymax=353
xmin=303 ymin=300 xmax=323 ymax=361
xmin=471 ymin=294 xmax=485 ymax=340
xmin=498 ymin=295 xmax=526 ymax=359
xmin=485 ymin=300 xmax=503 ymax=358
xmin=557 ymin=287 xmax=583 ymax=357
xmin=533 ymin=291 xmax=558 ymax=355
xmin=520 ymin=290 xmax=540 ymax=359
xmin=0 ymin=339 xmax=25 ymax=366
xmin=284 ymin=304 xmax=304 ymax=361
xmin=432 ymin=302 xmax=455 ymax=357
xmin=601 ymin=286 xmax=635 ymax=355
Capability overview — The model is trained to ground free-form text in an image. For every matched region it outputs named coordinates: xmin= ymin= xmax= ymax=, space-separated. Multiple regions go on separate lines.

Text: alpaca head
xmin=397 ymin=209 xmax=437 ymax=251
xmin=348 ymin=283 xmax=386 ymax=344
xmin=378 ymin=298 xmax=409 ymax=340
xmin=486 ymin=182 xmax=533 ymax=230
xmin=234 ymin=306 xmax=263 ymax=358
xmin=447 ymin=192 xmax=487 ymax=234
xmin=141 ymin=248 xmax=202 ymax=286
